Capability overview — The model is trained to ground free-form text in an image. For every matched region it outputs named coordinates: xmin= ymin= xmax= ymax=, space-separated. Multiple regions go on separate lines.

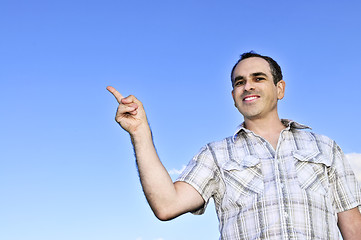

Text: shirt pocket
xmin=293 ymin=150 xmax=331 ymax=196
xmin=221 ymin=155 xmax=264 ymax=203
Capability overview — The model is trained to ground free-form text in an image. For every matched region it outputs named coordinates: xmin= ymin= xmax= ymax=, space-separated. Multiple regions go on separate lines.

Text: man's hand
xmin=106 ymin=86 xmax=149 ymax=135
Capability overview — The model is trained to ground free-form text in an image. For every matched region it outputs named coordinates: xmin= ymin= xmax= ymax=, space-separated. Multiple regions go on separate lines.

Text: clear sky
xmin=1 ymin=0 xmax=361 ymax=240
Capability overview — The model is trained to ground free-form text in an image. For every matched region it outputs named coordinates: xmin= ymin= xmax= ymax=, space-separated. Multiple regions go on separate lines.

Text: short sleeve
xmin=175 ymin=145 xmax=222 ymax=215
xmin=328 ymin=141 xmax=361 ymax=213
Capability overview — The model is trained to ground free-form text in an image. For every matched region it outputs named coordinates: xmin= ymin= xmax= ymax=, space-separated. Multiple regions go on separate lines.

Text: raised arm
xmin=106 ymin=86 xmax=204 ymax=220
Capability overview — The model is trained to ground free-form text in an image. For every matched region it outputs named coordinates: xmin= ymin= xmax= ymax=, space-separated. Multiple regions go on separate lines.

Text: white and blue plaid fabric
xmin=177 ymin=120 xmax=361 ymax=240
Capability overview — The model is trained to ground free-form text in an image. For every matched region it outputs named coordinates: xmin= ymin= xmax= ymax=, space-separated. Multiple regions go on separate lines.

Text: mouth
xmin=243 ymin=95 xmax=260 ymax=102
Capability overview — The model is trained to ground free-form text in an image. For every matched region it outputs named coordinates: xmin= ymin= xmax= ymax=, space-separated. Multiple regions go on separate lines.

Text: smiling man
xmin=231 ymin=56 xmax=286 ymax=150
xmin=107 ymin=52 xmax=361 ymax=239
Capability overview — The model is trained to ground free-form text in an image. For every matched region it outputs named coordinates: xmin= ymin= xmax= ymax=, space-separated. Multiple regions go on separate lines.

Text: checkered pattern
xmin=176 ymin=120 xmax=361 ymax=240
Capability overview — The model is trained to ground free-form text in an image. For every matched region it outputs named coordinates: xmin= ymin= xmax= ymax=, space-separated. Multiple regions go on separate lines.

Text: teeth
xmin=244 ymin=96 xmax=258 ymax=101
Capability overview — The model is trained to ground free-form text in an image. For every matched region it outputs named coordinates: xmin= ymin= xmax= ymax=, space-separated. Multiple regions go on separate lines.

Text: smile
xmin=243 ymin=95 xmax=260 ymax=102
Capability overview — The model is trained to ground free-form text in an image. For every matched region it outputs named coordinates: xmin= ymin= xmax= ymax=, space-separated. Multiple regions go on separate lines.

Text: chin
xmin=242 ymin=112 xmax=265 ymax=121
xmin=240 ymin=111 xmax=261 ymax=118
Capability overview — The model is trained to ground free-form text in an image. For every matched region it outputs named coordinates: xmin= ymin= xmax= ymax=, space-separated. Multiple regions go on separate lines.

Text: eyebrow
xmin=233 ymin=75 xmax=244 ymax=82
xmin=233 ymin=72 xmax=268 ymax=82
xmin=251 ymin=72 xmax=268 ymax=77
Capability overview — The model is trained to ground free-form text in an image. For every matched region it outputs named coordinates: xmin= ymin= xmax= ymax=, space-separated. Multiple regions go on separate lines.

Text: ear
xmin=231 ymin=89 xmax=237 ymax=107
xmin=276 ymin=80 xmax=286 ymax=100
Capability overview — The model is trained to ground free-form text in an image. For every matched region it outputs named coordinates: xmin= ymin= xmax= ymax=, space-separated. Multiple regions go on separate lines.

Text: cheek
xmin=232 ymin=90 xmax=239 ymax=101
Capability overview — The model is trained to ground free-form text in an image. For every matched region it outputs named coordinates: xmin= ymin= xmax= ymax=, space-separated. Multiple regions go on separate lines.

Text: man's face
xmin=231 ymin=57 xmax=285 ymax=121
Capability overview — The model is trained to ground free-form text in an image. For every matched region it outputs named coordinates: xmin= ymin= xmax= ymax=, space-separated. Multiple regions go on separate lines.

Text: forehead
xmin=232 ymin=57 xmax=271 ymax=79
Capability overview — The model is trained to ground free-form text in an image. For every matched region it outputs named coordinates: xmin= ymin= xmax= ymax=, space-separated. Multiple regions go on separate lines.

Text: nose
xmin=244 ymin=80 xmax=255 ymax=91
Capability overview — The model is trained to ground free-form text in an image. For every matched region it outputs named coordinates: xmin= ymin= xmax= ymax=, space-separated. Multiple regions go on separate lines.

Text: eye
xmin=234 ymin=80 xmax=245 ymax=86
xmin=255 ymin=77 xmax=265 ymax=81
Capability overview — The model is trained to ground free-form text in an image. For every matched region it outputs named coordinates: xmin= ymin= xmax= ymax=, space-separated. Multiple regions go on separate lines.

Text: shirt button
xmin=284 ymin=212 xmax=288 ymax=218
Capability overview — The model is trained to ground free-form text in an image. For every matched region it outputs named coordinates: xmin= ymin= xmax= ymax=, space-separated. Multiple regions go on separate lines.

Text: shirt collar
xmin=232 ymin=119 xmax=311 ymax=142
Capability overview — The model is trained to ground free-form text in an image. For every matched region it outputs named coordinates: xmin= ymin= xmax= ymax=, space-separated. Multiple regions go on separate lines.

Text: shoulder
xmin=291 ymin=128 xmax=336 ymax=149
xmin=206 ymin=136 xmax=233 ymax=150
xmin=192 ymin=136 xmax=234 ymax=165
xmin=285 ymin=119 xmax=337 ymax=149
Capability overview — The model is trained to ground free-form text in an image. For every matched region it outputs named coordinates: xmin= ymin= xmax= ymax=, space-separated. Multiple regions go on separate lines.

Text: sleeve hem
xmin=336 ymin=201 xmax=361 ymax=213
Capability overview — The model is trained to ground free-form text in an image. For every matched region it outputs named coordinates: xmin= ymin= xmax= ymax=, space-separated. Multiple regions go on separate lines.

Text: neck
xmin=243 ymin=114 xmax=285 ymax=137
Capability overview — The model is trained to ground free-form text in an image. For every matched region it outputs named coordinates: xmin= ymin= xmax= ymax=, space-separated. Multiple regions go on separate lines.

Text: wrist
xmin=130 ymin=124 xmax=153 ymax=142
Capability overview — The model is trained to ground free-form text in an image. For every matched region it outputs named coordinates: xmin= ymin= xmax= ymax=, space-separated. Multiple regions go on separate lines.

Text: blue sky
xmin=1 ymin=0 xmax=361 ymax=239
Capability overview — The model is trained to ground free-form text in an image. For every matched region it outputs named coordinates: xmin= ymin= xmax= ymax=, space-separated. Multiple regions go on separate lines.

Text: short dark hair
xmin=231 ymin=51 xmax=283 ymax=86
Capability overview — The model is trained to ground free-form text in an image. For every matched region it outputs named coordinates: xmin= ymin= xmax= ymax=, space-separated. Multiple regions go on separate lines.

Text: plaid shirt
xmin=176 ymin=120 xmax=361 ymax=240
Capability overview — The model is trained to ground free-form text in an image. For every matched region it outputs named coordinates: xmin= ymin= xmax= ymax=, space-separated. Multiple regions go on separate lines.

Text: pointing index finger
xmin=106 ymin=86 xmax=124 ymax=103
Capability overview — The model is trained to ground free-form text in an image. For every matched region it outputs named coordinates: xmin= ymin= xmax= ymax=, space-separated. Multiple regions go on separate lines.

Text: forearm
xmin=130 ymin=127 xmax=178 ymax=219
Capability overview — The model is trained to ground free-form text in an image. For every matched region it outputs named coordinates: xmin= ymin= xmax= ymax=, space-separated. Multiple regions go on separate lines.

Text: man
xmin=107 ymin=52 xmax=361 ymax=239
